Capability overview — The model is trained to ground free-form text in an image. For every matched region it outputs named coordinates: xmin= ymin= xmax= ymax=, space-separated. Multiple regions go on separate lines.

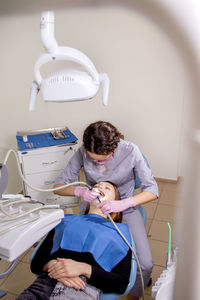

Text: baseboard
xmin=154 ymin=177 xmax=179 ymax=184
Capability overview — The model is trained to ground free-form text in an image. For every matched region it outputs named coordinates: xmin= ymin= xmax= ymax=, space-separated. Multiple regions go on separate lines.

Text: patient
xmin=16 ymin=182 xmax=132 ymax=300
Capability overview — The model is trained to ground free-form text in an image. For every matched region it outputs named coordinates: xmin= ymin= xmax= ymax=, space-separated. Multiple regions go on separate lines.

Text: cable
xmin=107 ymin=213 xmax=145 ymax=300
xmin=0 ymin=215 xmax=40 ymax=235
xmin=96 ymin=196 xmax=145 ymax=300
xmin=3 ymin=149 xmax=90 ymax=192
xmin=0 ymin=258 xmax=19 ymax=279
xmin=0 ymin=202 xmax=60 ymax=221
xmin=0 ymin=149 xmax=90 ymax=221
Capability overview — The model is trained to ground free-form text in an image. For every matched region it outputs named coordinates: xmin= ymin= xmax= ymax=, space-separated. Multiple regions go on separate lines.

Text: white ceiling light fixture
xmin=29 ymin=11 xmax=109 ymax=111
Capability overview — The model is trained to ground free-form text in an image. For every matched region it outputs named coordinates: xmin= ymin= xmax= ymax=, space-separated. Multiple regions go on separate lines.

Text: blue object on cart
xmin=16 ymin=129 xmax=78 ymax=150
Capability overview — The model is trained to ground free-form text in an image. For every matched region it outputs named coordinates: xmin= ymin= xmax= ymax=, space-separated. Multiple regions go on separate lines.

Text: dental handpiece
xmin=91 ymin=188 xmax=104 ymax=203
xmin=97 ymin=196 xmax=101 ymax=203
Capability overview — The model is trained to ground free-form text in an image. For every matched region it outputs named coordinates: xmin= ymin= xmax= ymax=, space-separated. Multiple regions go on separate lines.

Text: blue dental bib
xmin=51 ymin=214 xmax=131 ymax=271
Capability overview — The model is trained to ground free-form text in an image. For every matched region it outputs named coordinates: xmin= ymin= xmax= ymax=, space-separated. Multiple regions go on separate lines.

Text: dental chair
xmin=30 ymin=155 xmax=150 ymax=300
xmin=29 ymin=206 xmax=145 ymax=300
xmin=29 ymin=216 xmax=145 ymax=300
xmin=29 ymin=233 xmax=137 ymax=300
xmin=134 ymin=154 xmax=150 ymax=226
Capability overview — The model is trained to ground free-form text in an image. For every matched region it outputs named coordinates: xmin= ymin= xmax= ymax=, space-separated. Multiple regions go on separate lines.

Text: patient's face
xmin=93 ymin=182 xmax=116 ymax=202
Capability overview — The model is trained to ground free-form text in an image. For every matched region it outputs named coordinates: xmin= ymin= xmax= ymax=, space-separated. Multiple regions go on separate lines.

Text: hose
xmin=3 ymin=149 xmax=90 ymax=192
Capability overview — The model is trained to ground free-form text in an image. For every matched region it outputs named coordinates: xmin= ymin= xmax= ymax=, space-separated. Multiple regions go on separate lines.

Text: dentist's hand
xmin=97 ymin=197 xmax=137 ymax=214
xmin=74 ymin=187 xmax=99 ymax=202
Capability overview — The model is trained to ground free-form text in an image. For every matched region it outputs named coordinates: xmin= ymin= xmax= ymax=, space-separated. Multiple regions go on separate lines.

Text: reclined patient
xmin=16 ymin=182 xmax=132 ymax=300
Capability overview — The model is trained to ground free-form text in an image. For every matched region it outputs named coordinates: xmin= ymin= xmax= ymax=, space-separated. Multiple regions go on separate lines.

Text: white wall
xmin=0 ymin=3 xmax=185 ymax=193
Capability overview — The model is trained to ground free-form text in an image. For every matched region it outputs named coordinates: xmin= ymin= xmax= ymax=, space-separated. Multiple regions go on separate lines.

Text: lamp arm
xmin=34 ymin=47 xmax=100 ymax=85
xmin=40 ymin=11 xmax=58 ymax=53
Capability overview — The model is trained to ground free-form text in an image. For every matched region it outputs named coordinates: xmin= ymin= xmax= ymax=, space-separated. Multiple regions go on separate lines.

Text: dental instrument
xmin=0 ymin=204 xmax=64 ymax=261
xmin=16 ymin=127 xmax=78 ymax=150
xmin=0 ymin=146 xmax=89 ymax=261
xmin=3 ymin=148 xmax=91 ymax=194
xmin=29 ymin=11 xmax=110 ymax=111
xmin=0 ymin=156 xmax=65 ymax=260
xmin=167 ymin=222 xmax=172 ymax=266
xmin=152 ymin=223 xmax=177 ymax=299
xmin=0 ymin=198 xmax=60 ymax=221
xmin=0 ymin=147 xmax=91 ymax=224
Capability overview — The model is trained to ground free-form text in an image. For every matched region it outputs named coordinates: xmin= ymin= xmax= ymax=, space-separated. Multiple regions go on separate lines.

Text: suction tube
xmin=3 ymin=149 xmax=91 ymax=193
xmin=167 ymin=222 xmax=172 ymax=266
xmin=96 ymin=195 xmax=145 ymax=300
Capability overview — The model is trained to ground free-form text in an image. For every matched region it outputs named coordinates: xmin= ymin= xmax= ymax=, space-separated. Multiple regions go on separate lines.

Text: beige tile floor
xmin=0 ymin=179 xmax=179 ymax=300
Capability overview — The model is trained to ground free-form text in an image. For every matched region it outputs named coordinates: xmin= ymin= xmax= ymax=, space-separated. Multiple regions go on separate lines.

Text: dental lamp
xmin=29 ymin=11 xmax=109 ymax=111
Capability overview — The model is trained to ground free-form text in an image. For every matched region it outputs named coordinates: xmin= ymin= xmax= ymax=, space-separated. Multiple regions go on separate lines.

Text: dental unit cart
xmin=0 ymin=202 xmax=64 ymax=262
xmin=0 ymin=127 xmax=78 ymax=298
xmin=16 ymin=127 xmax=79 ymax=207
xmin=0 ymin=201 xmax=64 ymax=298
xmin=0 ymin=154 xmax=65 ymax=298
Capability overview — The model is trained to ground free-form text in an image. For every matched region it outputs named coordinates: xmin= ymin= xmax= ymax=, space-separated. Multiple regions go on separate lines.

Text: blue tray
xmin=16 ymin=129 xmax=78 ymax=150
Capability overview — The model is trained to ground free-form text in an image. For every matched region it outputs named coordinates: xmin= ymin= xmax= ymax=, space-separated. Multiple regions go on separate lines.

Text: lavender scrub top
xmin=54 ymin=140 xmax=158 ymax=199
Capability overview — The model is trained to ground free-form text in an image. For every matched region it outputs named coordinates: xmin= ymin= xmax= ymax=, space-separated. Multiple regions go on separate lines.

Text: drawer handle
xmin=46 ymin=197 xmax=60 ymax=202
xmin=44 ymin=180 xmax=55 ymax=185
xmin=64 ymin=147 xmax=73 ymax=155
xmin=42 ymin=160 xmax=58 ymax=166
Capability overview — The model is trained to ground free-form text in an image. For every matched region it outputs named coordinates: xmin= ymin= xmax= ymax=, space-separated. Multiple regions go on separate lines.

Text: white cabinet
xmin=18 ymin=144 xmax=80 ymax=207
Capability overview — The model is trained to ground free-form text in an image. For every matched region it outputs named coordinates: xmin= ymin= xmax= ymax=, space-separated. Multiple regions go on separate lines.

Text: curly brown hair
xmin=83 ymin=121 xmax=124 ymax=154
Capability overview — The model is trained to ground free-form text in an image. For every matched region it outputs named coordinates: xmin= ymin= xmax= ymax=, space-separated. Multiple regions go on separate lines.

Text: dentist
xmin=54 ymin=120 xmax=158 ymax=300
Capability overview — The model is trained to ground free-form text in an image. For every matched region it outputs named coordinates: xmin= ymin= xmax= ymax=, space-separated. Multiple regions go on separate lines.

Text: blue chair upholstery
xmin=134 ymin=154 xmax=150 ymax=226
xmin=30 ymin=238 xmax=47 ymax=272
xmin=134 ymin=154 xmax=150 ymax=190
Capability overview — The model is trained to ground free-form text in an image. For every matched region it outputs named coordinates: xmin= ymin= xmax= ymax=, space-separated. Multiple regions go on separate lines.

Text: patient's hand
xmin=58 ymin=276 xmax=85 ymax=290
xmin=43 ymin=259 xmax=57 ymax=272
xmin=48 ymin=258 xmax=92 ymax=279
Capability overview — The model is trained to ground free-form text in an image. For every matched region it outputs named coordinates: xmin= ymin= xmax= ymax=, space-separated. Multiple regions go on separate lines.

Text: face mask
xmin=86 ymin=151 xmax=114 ymax=164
